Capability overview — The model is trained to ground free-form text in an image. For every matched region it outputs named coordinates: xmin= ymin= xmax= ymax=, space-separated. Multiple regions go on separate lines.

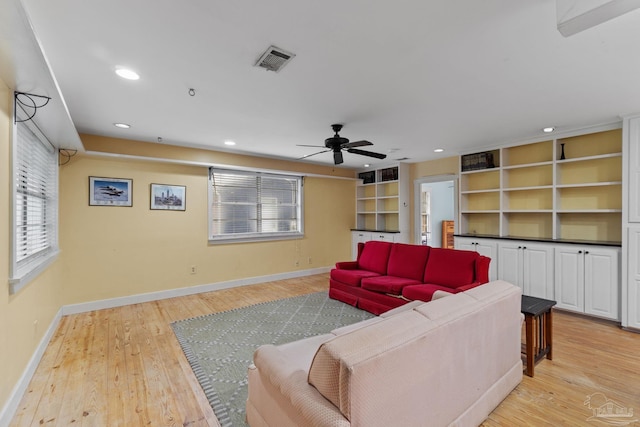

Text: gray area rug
xmin=171 ymin=291 xmax=375 ymax=427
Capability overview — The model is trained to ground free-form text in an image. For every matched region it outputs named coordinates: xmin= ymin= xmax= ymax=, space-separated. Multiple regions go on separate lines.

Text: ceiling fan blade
xmin=334 ymin=151 xmax=344 ymax=165
xmin=296 ymin=144 xmax=325 ymax=147
xmin=347 ymin=148 xmax=387 ymax=159
xmin=342 ymin=140 xmax=373 ymax=148
xmin=298 ymin=149 xmax=330 ymax=160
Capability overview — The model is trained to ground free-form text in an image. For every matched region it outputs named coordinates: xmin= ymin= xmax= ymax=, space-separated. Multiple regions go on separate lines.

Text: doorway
xmin=414 ymin=175 xmax=457 ymax=247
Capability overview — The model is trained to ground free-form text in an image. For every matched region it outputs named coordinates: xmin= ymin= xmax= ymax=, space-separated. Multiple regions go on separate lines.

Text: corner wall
xmin=0 ymin=76 xmax=65 ymax=419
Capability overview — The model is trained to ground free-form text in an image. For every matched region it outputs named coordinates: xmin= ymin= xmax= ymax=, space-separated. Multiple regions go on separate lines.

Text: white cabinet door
xmin=498 ymin=241 xmax=554 ymax=299
xmin=454 ymin=236 xmax=476 ymax=252
xmin=454 ymin=237 xmax=498 ymax=281
xmin=522 ymin=243 xmax=555 ymax=299
xmin=627 ymin=228 xmax=640 ymax=329
xmin=351 ymin=231 xmax=372 ymax=260
xmin=555 ymin=245 xmax=620 ymax=320
xmin=554 ymin=247 xmax=584 ymax=312
xmin=498 ymin=242 xmax=522 ymax=290
xmin=584 ymin=247 xmax=620 ymax=320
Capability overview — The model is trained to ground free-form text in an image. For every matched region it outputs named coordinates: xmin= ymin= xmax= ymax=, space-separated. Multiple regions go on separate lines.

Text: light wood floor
xmin=9 ymin=273 xmax=640 ymax=426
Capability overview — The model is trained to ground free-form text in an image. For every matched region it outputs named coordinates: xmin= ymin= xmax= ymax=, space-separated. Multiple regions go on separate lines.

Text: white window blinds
xmin=209 ymin=168 xmax=303 ymax=242
xmin=11 ymin=117 xmax=58 ymax=291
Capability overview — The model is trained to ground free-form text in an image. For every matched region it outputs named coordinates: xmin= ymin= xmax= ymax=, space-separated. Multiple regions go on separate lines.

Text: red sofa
xmin=329 ymin=241 xmax=491 ymax=315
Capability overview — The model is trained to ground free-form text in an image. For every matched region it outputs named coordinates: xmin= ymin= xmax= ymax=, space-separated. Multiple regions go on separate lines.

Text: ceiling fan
xmin=298 ymin=124 xmax=387 ymax=165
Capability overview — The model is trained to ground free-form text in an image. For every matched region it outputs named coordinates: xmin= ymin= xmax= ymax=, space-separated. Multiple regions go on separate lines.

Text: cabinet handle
xmin=578 ymin=250 xmax=582 ymax=254
xmin=523 ymin=246 xmax=527 ymax=250
xmin=518 ymin=246 xmax=522 ymax=249
xmin=585 ymin=251 xmax=589 ymax=255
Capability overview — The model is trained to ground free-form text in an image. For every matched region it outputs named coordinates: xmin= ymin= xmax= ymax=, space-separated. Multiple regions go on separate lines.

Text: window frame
xmin=208 ymin=168 xmax=304 ymax=244
xmin=9 ymin=107 xmax=60 ymax=293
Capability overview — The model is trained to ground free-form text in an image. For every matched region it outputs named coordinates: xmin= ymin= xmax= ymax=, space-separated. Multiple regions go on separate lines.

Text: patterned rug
xmin=171 ymin=291 xmax=375 ymax=427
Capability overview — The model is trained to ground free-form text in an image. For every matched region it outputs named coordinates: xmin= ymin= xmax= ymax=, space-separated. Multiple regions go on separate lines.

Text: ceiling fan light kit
xmin=299 ymin=124 xmax=387 ymax=165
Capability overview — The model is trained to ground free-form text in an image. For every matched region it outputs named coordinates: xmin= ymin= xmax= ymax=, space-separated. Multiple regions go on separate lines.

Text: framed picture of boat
xmin=89 ymin=176 xmax=133 ymax=206
xmin=150 ymin=183 xmax=186 ymax=211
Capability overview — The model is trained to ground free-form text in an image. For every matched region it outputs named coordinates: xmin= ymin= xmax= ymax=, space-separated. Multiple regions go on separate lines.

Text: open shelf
xmin=355 ymin=164 xmax=409 ymax=239
xmin=459 ymin=128 xmax=622 ymax=243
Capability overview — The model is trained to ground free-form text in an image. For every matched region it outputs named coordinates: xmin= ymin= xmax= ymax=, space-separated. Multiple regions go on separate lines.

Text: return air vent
xmin=255 ymin=45 xmax=295 ymax=72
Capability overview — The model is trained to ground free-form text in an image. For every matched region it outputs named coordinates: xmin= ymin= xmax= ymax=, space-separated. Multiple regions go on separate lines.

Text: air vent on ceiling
xmin=394 ymin=157 xmax=410 ymax=161
xmin=255 ymin=45 xmax=295 ymax=72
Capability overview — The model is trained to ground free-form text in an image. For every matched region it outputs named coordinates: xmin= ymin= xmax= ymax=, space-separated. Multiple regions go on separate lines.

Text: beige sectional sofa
xmin=246 ymin=280 xmax=523 ymax=427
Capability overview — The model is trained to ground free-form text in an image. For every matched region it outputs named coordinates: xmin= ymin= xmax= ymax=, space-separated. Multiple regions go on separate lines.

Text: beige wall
xmin=58 ymin=151 xmax=355 ymax=305
xmin=0 ymin=77 xmax=65 ymax=412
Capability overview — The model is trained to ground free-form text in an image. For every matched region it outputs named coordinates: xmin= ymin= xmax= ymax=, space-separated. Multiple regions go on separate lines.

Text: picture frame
xmin=150 ymin=183 xmax=186 ymax=211
xmin=89 ymin=176 xmax=133 ymax=207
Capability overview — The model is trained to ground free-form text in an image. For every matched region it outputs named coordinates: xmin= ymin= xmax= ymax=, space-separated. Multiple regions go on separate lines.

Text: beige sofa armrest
xmin=431 ymin=289 xmax=454 ymax=300
xmin=250 ymin=344 xmax=350 ymax=427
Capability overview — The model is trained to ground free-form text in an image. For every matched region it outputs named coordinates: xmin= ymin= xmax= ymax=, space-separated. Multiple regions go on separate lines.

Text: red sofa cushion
xmin=386 ymin=243 xmax=430 ymax=281
xmin=358 ymin=241 xmax=393 ymax=275
xmin=361 ymin=275 xmax=422 ymax=295
xmin=330 ymin=268 xmax=380 ymax=287
xmin=402 ymin=283 xmax=461 ymax=302
xmin=423 ymin=248 xmax=478 ymax=288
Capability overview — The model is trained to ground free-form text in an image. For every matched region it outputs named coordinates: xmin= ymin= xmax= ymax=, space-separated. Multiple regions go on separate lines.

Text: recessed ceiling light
xmin=543 ymin=127 xmax=555 ymax=133
xmin=113 ymin=123 xmax=130 ymax=129
xmin=364 ymin=164 xmax=371 ymax=168
xmin=434 ymin=148 xmax=444 ymax=153
xmin=224 ymin=140 xmax=236 ymax=146
xmin=115 ymin=68 xmax=140 ymax=80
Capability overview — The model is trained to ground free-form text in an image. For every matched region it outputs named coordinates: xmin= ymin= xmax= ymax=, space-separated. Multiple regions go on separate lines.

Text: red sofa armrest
xmin=475 ymin=255 xmax=491 ymax=284
xmin=335 ymin=261 xmax=359 ymax=270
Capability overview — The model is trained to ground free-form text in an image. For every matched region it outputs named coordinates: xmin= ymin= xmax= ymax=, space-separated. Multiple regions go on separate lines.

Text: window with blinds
xmin=209 ymin=168 xmax=303 ymax=242
xmin=10 ymin=114 xmax=59 ymax=292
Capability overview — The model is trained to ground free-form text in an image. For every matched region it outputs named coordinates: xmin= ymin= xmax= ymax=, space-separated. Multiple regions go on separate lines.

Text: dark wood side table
xmin=521 ymin=295 xmax=556 ymax=377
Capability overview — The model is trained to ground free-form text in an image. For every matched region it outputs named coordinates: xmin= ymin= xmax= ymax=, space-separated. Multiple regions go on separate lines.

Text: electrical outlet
xmin=308 ymin=257 xmax=312 ymax=265
xmin=190 ymin=265 xmax=197 ymax=274
xmin=295 ymin=260 xmax=299 ymax=267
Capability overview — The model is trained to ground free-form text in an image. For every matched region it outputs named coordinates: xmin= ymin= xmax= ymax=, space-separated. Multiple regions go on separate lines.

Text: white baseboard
xmin=0 ymin=308 xmax=62 ymax=427
xmin=0 ymin=266 xmax=330 ymax=426
xmin=61 ymin=266 xmax=330 ymax=315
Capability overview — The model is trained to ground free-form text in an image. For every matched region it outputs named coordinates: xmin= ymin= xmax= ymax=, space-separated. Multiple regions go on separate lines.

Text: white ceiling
xmin=16 ymin=0 xmax=640 ymax=168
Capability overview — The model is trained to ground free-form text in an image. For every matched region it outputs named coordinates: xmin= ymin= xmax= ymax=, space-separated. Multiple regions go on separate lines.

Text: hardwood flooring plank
xmin=105 ymin=307 xmax=131 ymax=427
xmin=31 ymin=312 xmax=95 ymax=426
xmin=145 ymin=301 xmax=218 ymax=426
xmin=9 ymin=315 xmax=73 ymax=426
xmin=119 ymin=303 xmax=154 ymax=426
xmin=79 ymin=309 xmax=110 ymax=426
xmin=128 ymin=302 xmax=179 ymax=426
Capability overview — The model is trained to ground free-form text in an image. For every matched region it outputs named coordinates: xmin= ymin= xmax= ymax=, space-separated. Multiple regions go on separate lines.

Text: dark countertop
xmin=351 ymin=229 xmax=401 ymax=233
xmin=454 ymin=234 xmax=621 ymax=247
